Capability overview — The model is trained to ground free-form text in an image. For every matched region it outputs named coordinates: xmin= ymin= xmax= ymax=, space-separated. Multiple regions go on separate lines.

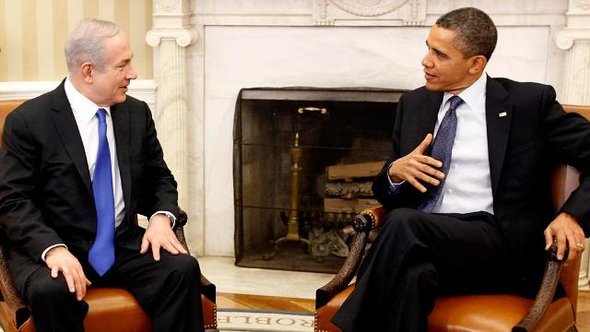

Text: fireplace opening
xmin=233 ymin=87 xmax=404 ymax=273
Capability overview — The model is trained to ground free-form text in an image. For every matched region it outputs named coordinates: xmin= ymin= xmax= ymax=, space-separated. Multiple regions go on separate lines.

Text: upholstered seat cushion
xmin=0 ymin=287 xmax=217 ymax=332
xmin=314 ymin=284 xmax=575 ymax=332
xmin=315 ymin=285 xmax=354 ymax=332
xmin=83 ymin=288 xmax=151 ymax=332
xmin=430 ymin=295 xmax=574 ymax=332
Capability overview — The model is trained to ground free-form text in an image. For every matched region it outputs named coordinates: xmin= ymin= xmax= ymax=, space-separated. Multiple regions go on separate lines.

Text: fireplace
xmin=233 ymin=87 xmax=404 ymax=273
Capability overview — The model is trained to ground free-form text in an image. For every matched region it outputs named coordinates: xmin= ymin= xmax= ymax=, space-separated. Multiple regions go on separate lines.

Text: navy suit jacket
xmin=0 ymin=80 xmax=179 ymax=291
xmin=372 ymin=76 xmax=590 ymax=265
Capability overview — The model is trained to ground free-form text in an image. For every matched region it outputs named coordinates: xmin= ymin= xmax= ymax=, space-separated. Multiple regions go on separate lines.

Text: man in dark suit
xmin=0 ymin=19 xmax=203 ymax=331
xmin=332 ymin=7 xmax=590 ymax=331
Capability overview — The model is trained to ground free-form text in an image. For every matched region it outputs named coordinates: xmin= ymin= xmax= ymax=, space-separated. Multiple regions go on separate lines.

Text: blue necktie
xmin=88 ymin=108 xmax=115 ymax=276
xmin=419 ymin=96 xmax=464 ymax=212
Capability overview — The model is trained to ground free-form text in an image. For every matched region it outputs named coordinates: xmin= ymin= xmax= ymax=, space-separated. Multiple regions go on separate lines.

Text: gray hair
xmin=436 ymin=7 xmax=497 ymax=61
xmin=64 ymin=18 xmax=120 ymax=73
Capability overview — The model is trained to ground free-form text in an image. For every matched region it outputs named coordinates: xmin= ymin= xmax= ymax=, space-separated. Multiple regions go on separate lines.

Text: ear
xmin=80 ymin=62 xmax=94 ymax=83
xmin=468 ymin=55 xmax=487 ymax=75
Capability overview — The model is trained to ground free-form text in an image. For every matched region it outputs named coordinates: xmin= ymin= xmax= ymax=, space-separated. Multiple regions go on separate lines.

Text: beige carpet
xmin=0 ymin=310 xmax=314 ymax=332
xmin=217 ymin=309 xmax=313 ymax=332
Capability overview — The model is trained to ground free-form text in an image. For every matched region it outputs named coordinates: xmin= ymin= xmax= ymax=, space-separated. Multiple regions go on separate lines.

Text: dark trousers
xmin=332 ymin=208 xmax=522 ymax=332
xmin=23 ymin=243 xmax=204 ymax=332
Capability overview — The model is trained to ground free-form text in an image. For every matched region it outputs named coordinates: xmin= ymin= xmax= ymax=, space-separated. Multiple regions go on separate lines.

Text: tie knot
xmin=96 ymin=108 xmax=107 ymax=123
xmin=447 ymin=96 xmax=463 ymax=111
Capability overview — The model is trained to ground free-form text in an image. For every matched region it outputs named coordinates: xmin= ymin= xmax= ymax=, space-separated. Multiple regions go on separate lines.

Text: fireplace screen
xmin=233 ymin=87 xmax=404 ymax=273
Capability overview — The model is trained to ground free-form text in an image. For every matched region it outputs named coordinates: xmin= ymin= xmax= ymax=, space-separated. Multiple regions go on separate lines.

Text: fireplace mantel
xmin=144 ymin=0 xmax=590 ymax=289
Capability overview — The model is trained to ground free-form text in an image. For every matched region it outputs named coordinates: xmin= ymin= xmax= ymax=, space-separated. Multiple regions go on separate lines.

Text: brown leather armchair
xmin=314 ymin=105 xmax=590 ymax=332
xmin=0 ymin=100 xmax=218 ymax=332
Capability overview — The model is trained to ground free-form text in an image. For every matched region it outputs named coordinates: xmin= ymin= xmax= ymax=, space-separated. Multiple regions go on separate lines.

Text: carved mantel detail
xmin=146 ymin=28 xmax=197 ymax=48
xmin=555 ymin=1 xmax=590 ymax=102
xmin=329 ymin=0 xmax=411 ymax=17
xmin=155 ymin=0 xmax=180 ymax=12
xmin=574 ymin=0 xmax=590 ymax=10
xmin=313 ymin=0 xmax=425 ymax=25
xmin=555 ymin=0 xmax=590 ymax=50
xmin=148 ymin=0 xmax=196 ymax=47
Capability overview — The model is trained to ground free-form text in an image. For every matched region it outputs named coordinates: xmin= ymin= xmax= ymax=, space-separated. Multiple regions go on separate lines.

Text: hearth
xmin=233 ymin=87 xmax=404 ymax=273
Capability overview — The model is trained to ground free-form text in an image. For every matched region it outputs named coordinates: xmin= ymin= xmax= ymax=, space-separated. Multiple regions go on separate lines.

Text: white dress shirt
xmin=431 ymin=73 xmax=494 ymax=214
xmin=65 ymin=78 xmax=126 ymax=226
xmin=388 ymin=73 xmax=494 ymax=214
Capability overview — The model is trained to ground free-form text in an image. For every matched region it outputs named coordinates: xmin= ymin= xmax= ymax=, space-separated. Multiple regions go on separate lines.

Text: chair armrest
xmin=174 ymin=209 xmax=216 ymax=304
xmin=315 ymin=207 xmax=387 ymax=309
xmin=200 ymin=274 xmax=217 ymax=304
xmin=175 ymin=209 xmax=188 ymax=228
xmin=512 ymin=243 xmax=565 ymax=332
xmin=367 ymin=206 xmax=388 ymax=228
xmin=174 ymin=209 xmax=190 ymax=252
xmin=0 ymin=243 xmax=31 ymax=327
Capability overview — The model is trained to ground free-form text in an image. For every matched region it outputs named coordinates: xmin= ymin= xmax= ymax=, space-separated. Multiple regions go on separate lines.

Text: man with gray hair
xmin=333 ymin=7 xmax=590 ymax=331
xmin=0 ymin=19 xmax=204 ymax=331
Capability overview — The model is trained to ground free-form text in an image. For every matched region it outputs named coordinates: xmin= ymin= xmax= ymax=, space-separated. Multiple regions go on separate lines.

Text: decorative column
xmin=146 ymin=0 xmax=201 ymax=253
xmin=555 ymin=0 xmax=590 ymax=290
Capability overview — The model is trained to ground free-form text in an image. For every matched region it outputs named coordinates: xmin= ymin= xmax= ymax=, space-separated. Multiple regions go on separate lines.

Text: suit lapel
xmin=50 ymin=82 xmax=93 ymax=194
xmin=111 ymin=103 xmax=132 ymax=215
xmin=485 ymin=77 xmax=512 ymax=196
xmin=416 ymin=91 xmax=443 ymax=151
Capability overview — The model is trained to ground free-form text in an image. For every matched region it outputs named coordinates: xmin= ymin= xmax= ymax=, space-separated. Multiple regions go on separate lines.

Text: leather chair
xmin=314 ymin=104 xmax=590 ymax=332
xmin=0 ymin=100 xmax=218 ymax=332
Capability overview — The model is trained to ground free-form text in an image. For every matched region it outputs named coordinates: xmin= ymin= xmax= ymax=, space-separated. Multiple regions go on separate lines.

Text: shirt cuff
xmin=150 ymin=211 xmax=176 ymax=228
xmin=387 ymin=162 xmax=405 ymax=195
xmin=41 ymin=243 xmax=68 ymax=262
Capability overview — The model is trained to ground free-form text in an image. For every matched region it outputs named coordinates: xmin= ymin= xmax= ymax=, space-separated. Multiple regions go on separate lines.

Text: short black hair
xmin=436 ymin=7 xmax=497 ymax=60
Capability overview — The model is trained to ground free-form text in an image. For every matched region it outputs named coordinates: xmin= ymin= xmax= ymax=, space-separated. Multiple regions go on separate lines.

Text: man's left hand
xmin=140 ymin=214 xmax=188 ymax=260
xmin=544 ymin=212 xmax=586 ymax=263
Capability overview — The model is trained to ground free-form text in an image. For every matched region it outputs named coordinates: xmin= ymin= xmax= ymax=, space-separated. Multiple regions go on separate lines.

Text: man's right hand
xmin=45 ymin=246 xmax=91 ymax=301
xmin=388 ymin=134 xmax=446 ymax=193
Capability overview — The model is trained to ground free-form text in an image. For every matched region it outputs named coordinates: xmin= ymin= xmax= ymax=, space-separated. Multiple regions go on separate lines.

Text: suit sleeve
xmin=0 ymin=111 xmax=64 ymax=261
xmin=135 ymin=102 xmax=180 ymax=220
xmin=543 ymin=88 xmax=590 ymax=236
xmin=372 ymin=94 xmax=422 ymax=210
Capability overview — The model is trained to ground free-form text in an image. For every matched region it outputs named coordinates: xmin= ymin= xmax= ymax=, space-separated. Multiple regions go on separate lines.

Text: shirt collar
xmin=64 ymin=77 xmax=111 ymax=125
xmin=442 ymin=72 xmax=487 ymax=110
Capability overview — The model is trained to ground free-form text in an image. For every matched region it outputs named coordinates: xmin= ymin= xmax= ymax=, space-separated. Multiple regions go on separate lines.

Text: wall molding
xmin=0 ymin=80 xmax=157 ymax=109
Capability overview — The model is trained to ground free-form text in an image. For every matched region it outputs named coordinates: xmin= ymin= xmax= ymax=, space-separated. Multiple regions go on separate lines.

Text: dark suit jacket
xmin=0 ymin=80 xmax=179 ymax=291
xmin=372 ymin=76 xmax=590 ymax=266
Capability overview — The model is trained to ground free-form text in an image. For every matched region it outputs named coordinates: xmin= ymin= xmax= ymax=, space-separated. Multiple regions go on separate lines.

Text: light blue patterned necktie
xmin=88 ymin=108 xmax=115 ymax=276
xmin=419 ymin=96 xmax=464 ymax=212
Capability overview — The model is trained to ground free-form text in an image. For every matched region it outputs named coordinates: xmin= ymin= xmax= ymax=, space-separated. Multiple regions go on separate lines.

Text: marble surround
xmin=187 ymin=0 xmax=572 ymax=257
